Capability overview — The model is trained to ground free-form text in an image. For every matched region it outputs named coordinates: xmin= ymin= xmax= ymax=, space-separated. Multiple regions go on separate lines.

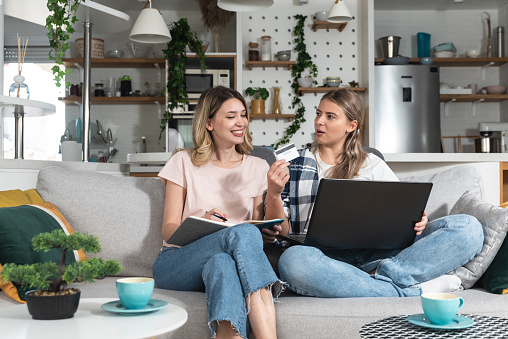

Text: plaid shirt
xmin=281 ymin=149 xmax=319 ymax=234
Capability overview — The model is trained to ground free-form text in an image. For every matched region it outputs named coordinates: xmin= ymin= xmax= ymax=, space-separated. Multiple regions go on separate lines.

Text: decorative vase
xmin=9 ymin=75 xmax=30 ymax=99
xmin=25 ymin=288 xmax=81 ymax=320
xmin=251 ymin=99 xmax=265 ymax=115
xmin=271 ymin=87 xmax=282 ymax=114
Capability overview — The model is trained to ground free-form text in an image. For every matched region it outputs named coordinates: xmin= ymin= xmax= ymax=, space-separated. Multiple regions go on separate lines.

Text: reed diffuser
xmin=9 ymin=34 xmax=30 ymax=99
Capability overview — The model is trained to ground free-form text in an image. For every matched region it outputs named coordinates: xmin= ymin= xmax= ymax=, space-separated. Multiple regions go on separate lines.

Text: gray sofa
xmin=1 ymin=160 xmax=507 ymax=338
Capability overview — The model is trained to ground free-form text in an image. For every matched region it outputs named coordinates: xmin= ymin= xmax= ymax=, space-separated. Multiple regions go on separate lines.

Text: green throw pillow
xmin=479 ymin=233 xmax=508 ymax=294
xmin=0 ymin=204 xmax=79 ymax=301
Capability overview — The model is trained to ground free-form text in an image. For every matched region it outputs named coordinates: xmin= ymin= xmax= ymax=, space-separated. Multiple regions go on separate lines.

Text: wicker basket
xmin=75 ymin=38 xmax=104 ymax=58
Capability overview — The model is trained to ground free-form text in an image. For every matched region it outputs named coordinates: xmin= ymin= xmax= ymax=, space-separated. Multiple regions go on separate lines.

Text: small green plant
xmin=1 ymin=230 xmax=122 ymax=294
xmin=160 ymin=18 xmax=206 ymax=140
xmin=273 ymin=14 xmax=319 ymax=149
xmin=46 ymin=0 xmax=85 ymax=87
xmin=245 ymin=87 xmax=270 ymax=101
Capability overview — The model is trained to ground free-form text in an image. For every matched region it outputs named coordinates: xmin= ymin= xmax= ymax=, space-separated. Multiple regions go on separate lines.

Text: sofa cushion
xmin=36 ymin=166 xmax=166 ymax=278
xmin=0 ymin=202 xmax=82 ymax=302
xmin=0 ymin=189 xmax=44 ymax=207
xmin=400 ymin=165 xmax=484 ymax=221
xmin=448 ymin=191 xmax=508 ymax=289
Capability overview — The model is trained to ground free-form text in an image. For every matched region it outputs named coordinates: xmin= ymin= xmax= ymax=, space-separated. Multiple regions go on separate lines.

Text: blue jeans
xmin=278 ymin=214 xmax=483 ymax=298
xmin=152 ymin=223 xmax=282 ymax=338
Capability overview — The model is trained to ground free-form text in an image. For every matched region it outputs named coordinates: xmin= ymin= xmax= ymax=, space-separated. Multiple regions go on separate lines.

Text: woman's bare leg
xmin=246 ymin=286 xmax=277 ymax=339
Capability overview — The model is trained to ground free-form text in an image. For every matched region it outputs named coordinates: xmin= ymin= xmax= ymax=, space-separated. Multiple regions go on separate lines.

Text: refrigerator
xmin=374 ymin=65 xmax=441 ymax=153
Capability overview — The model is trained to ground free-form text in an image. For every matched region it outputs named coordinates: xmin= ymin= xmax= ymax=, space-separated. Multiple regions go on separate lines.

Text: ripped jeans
xmin=279 ymin=214 xmax=484 ymax=298
xmin=153 ymin=223 xmax=282 ymax=338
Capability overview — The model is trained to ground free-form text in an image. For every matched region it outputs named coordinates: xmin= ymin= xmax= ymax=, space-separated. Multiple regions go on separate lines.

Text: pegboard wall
xmin=241 ymin=0 xmax=361 ymax=149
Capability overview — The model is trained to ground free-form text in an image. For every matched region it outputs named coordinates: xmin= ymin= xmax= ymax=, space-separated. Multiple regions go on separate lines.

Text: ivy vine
xmin=46 ymin=0 xmax=84 ymax=87
xmin=159 ymin=18 xmax=206 ymax=140
xmin=272 ymin=14 xmax=318 ymax=150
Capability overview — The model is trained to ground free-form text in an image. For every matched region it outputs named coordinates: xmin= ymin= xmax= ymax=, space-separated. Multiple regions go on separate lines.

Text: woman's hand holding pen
xmin=261 ymin=224 xmax=282 ymax=245
xmin=204 ymin=209 xmax=228 ymax=222
xmin=414 ymin=211 xmax=428 ymax=236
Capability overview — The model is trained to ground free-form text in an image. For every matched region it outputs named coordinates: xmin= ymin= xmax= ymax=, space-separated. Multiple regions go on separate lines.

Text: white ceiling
xmin=375 ymin=0 xmax=508 ymax=11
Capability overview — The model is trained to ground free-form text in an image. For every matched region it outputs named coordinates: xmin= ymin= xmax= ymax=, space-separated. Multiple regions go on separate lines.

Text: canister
xmin=120 ymin=75 xmax=132 ymax=97
xmin=496 ymin=26 xmax=505 ymax=57
xmin=260 ymin=36 xmax=272 ymax=61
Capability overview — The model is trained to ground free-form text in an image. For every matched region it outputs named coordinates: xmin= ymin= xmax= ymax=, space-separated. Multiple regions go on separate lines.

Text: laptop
xmin=279 ymin=179 xmax=433 ymax=250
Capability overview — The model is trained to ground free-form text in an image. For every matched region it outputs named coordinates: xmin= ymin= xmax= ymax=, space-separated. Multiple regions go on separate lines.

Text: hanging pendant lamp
xmin=129 ymin=0 xmax=171 ymax=43
xmin=327 ymin=0 xmax=353 ymax=23
xmin=217 ymin=0 xmax=274 ymax=12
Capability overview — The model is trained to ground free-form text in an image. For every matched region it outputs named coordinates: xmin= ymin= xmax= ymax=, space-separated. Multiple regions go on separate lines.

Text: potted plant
xmin=159 ymin=18 xmax=207 ymax=140
xmin=1 ymin=230 xmax=122 ymax=320
xmin=273 ymin=14 xmax=318 ymax=149
xmin=46 ymin=0 xmax=85 ymax=87
xmin=245 ymin=87 xmax=270 ymax=115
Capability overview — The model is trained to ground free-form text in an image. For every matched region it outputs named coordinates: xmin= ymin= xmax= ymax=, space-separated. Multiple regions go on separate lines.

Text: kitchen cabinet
xmin=59 ymin=58 xmax=166 ymax=105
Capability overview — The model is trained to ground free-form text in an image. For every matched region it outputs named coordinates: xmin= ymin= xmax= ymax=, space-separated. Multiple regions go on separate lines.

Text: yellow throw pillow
xmin=0 ymin=202 xmax=87 ymax=303
xmin=0 ymin=189 xmax=44 ymax=207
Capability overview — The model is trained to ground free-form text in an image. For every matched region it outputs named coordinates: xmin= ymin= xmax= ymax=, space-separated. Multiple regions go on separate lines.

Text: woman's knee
xmin=279 ymin=246 xmax=319 ymax=279
xmin=203 ymin=253 xmax=236 ymax=279
xmin=226 ymin=223 xmax=263 ymax=245
xmin=445 ymin=214 xmax=484 ymax=251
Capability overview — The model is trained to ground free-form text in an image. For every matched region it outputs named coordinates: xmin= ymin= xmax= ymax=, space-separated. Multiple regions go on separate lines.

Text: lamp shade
xmin=217 ymin=0 xmax=274 ymax=12
xmin=327 ymin=0 xmax=353 ymax=23
xmin=129 ymin=8 xmax=171 ymax=44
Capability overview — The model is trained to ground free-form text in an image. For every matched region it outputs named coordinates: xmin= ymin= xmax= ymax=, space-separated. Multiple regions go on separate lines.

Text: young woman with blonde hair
xmin=153 ymin=86 xmax=290 ymax=338
xmin=277 ymin=88 xmax=483 ymax=298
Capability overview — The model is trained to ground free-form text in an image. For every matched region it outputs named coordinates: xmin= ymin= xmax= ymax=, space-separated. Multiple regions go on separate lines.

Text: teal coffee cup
xmin=116 ymin=277 xmax=154 ymax=309
xmin=421 ymin=293 xmax=464 ymax=325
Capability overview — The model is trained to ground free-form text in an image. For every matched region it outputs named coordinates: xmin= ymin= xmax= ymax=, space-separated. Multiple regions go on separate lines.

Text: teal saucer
xmin=407 ymin=313 xmax=474 ymax=330
xmin=101 ymin=299 xmax=168 ymax=315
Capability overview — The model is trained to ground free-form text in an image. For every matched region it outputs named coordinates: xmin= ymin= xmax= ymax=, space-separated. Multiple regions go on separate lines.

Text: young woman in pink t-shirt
xmin=154 ymin=86 xmax=289 ymax=339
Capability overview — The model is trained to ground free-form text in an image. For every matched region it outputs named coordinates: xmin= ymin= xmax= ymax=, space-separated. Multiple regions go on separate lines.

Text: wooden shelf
xmin=374 ymin=57 xmax=508 ymax=67
xmin=311 ymin=21 xmax=348 ymax=32
xmin=58 ymin=96 xmax=165 ymax=105
xmin=245 ymin=61 xmax=296 ymax=70
xmin=251 ymin=113 xmax=295 ymax=121
xmin=63 ymin=58 xmax=165 ymax=68
xmin=440 ymin=94 xmax=508 ymax=102
xmin=298 ymin=87 xmax=367 ymax=96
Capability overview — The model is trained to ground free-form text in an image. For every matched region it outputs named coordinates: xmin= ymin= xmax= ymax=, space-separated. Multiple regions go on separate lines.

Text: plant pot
xmin=251 ymin=99 xmax=266 ymax=114
xmin=25 ymin=289 xmax=81 ymax=320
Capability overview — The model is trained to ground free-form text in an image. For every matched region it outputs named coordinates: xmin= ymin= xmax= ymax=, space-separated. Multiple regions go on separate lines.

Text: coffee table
xmin=0 ymin=298 xmax=188 ymax=339
xmin=360 ymin=314 xmax=508 ymax=338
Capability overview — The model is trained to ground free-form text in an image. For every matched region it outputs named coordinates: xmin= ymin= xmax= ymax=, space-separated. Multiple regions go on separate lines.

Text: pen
xmin=213 ymin=213 xmax=228 ymax=222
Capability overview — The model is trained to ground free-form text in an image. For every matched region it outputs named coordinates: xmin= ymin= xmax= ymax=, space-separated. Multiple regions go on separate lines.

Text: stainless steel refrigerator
xmin=374 ymin=65 xmax=441 ymax=153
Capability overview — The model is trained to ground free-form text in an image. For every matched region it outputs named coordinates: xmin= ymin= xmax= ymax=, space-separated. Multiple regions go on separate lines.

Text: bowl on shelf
xmin=126 ymin=42 xmax=153 ymax=58
xmin=315 ymin=11 xmax=329 ymax=22
xmin=152 ymin=50 xmax=165 ymax=59
xmin=297 ymin=77 xmax=313 ymax=87
xmin=145 ymin=89 xmax=159 ymax=97
xmin=466 ymin=49 xmax=481 ymax=58
xmin=326 ymin=76 xmax=342 ymax=87
xmin=481 ymin=85 xmax=507 ymax=94
xmin=434 ymin=51 xmax=456 ymax=58
xmin=420 ymin=57 xmax=433 ymax=65
xmin=277 ymin=50 xmax=291 ymax=61
xmin=106 ymin=49 xmax=124 ymax=58
xmin=433 ymin=42 xmax=457 ymax=53
xmin=188 ymin=41 xmax=209 ymax=53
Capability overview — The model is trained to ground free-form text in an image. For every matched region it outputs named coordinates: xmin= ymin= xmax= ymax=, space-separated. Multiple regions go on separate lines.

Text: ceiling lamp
xmin=217 ymin=0 xmax=274 ymax=12
xmin=327 ymin=0 xmax=353 ymax=23
xmin=129 ymin=0 xmax=171 ymax=44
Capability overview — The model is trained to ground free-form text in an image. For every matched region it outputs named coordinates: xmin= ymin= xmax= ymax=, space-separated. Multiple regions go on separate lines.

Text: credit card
xmin=274 ymin=143 xmax=299 ymax=162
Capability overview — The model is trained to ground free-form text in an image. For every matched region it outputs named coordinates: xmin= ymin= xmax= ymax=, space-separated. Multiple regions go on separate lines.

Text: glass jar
xmin=94 ymin=83 xmax=105 ymax=97
xmin=69 ymin=84 xmax=80 ymax=96
xmin=260 ymin=36 xmax=272 ymax=61
xmin=248 ymin=42 xmax=260 ymax=61
xmin=9 ymin=75 xmax=30 ymax=99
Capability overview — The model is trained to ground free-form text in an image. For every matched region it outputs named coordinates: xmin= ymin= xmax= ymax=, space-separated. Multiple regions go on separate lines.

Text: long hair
xmin=188 ymin=86 xmax=253 ymax=166
xmin=311 ymin=88 xmax=367 ymax=179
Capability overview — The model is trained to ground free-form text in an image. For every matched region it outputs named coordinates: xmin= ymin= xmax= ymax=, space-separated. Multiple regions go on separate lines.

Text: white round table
xmin=0 ymin=298 xmax=188 ymax=339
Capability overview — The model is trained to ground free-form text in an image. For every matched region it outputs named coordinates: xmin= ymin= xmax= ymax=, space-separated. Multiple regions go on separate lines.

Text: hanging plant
xmin=273 ymin=14 xmax=318 ymax=149
xmin=46 ymin=0 xmax=84 ymax=87
xmin=159 ymin=18 xmax=207 ymax=140
xmin=196 ymin=0 xmax=235 ymax=52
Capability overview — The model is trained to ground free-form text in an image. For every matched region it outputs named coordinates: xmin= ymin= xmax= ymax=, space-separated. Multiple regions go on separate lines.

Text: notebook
xmin=280 ymin=179 xmax=433 ymax=250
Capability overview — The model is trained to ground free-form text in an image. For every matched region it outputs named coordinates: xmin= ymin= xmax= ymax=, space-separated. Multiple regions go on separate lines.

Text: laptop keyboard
xmin=278 ymin=234 xmax=306 ymax=245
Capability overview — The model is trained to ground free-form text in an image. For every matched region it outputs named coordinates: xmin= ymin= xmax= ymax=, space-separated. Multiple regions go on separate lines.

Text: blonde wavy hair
xmin=311 ymin=88 xmax=367 ymax=179
xmin=184 ymin=86 xmax=253 ymax=166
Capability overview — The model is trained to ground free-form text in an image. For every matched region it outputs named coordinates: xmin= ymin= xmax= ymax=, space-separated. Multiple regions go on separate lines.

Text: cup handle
xmin=457 ymin=297 xmax=464 ymax=311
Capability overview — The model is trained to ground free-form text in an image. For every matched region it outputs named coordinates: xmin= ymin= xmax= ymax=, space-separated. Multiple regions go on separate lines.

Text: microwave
xmin=185 ymin=69 xmax=230 ymax=99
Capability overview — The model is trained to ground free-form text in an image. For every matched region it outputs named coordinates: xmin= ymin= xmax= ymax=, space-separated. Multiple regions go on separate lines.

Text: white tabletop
xmin=0 ymin=298 xmax=188 ymax=339
xmin=0 ymin=95 xmax=56 ymax=117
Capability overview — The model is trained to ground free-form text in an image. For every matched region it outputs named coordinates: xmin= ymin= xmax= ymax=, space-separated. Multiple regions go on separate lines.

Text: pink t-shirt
xmin=158 ymin=150 xmax=269 ymax=226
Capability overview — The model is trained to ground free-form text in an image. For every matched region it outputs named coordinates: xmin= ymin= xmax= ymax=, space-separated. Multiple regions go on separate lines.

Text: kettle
xmin=120 ymin=75 xmax=132 ymax=97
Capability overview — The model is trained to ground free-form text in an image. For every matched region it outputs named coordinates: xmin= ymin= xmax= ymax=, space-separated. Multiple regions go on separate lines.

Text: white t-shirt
xmin=158 ymin=150 xmax=269 ymax=225
xmin=315 ymin=152 xmax=399 ymax=181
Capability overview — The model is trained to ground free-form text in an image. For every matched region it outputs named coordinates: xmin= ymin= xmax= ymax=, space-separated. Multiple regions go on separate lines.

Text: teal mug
xmin=116 ymin=277 xmax=154 ymax=309
xmin=421 ymin=293 xmax=464 ymax=325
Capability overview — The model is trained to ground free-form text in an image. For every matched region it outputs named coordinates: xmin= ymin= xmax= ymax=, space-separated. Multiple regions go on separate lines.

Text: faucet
xmin=105 ymin=128 xmax=118 ymax=162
